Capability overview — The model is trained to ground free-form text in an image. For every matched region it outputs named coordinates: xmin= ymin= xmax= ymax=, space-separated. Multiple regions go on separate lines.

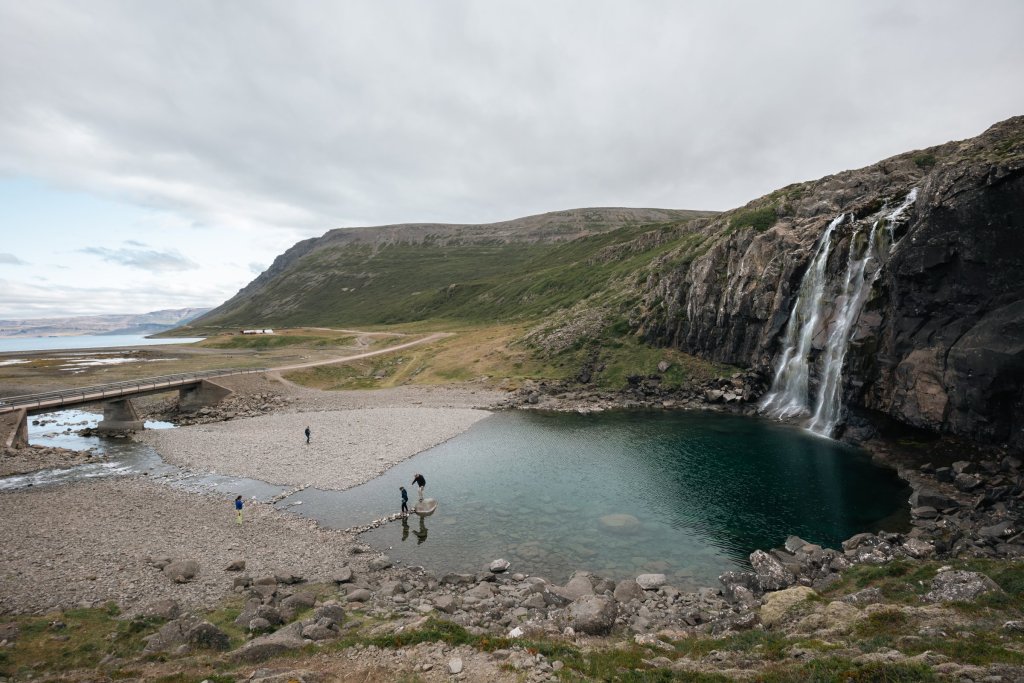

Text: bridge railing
xmin=0 ymin=368 xmax=267 ymax=411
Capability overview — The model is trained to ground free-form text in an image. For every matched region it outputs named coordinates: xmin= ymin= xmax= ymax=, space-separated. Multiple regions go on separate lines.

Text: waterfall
xmin=760 ymin=189 xmax=918 ymax=436
xmin=759 ymin=213 xmax=846 ymax=419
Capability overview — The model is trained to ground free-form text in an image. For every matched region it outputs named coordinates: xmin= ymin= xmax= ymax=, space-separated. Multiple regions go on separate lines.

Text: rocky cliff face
xmin=633 ymin=117 xmax=1024 ymax=449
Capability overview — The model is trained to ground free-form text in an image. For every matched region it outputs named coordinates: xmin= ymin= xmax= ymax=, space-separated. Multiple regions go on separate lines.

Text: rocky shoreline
xmin=3 ymin=379 xmax=1024 ymax=680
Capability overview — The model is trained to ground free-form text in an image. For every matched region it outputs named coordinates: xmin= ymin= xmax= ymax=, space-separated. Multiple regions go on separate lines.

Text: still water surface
xmin=289 ymin=410 xmax=910 ymax=587
xmin=0 ymin=335 xmax=203 ymax=353
xmin=3 ymin=409 xmax=909 ymax=588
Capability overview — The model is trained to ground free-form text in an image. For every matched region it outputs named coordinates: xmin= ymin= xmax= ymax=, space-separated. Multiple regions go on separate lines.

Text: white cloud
xmin=0 ymin=1 xmax=1022 ymax=318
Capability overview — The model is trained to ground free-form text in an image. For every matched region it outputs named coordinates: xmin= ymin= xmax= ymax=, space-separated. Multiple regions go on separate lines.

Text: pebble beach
xmin=0 ymin=379 xmax=506 ymax=615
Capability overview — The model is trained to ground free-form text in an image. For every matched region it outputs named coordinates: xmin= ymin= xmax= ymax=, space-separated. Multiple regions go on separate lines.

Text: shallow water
xmin=2 ymin=408 xmax=909 ymax=587
xmin=285 ymin=410 xmax=911 ymax=587
xmin=0 ymin=410 xmax=285 ymax=501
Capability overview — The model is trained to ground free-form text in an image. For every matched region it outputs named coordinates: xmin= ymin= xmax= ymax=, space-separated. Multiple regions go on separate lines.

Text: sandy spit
xmin=140 ymin=407 xmax=492 ymax=490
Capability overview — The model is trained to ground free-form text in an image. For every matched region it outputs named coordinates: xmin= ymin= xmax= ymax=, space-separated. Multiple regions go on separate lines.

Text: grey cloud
xmin=0 ymin=277 xmax=215 ymax=319
xmin=0 ymin=0 xmax=1022 ymax=238
xmin=248 ymin=262 xmax=267 ymax=275
xmin=79 ymin=246 xmax=198 ymax=272
xmin=0 ymin=253 xmax=26 ymax=265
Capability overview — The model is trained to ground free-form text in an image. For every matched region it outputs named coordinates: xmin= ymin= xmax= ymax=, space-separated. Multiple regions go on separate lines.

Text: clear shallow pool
xmin=2 ymin=408 xmax=910 ymax=588
xmin=286 ymin=410 xmax=911 ymax=588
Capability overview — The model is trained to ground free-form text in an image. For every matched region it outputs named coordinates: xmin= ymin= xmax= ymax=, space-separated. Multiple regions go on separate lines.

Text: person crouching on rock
xmin=400 ymin=486 xmax=409 ymax=517
xmin=234 ymin=495 xmax=243 ymax=525
xmin=412 ymin=473 xmax=426 ymax=502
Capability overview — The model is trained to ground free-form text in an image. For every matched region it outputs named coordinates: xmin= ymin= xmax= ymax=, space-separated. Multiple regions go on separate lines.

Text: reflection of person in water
xmin=401 ymin=515 xmax=410 ymax=542
xmin=412 ymin=515 xmax=428 ymax=545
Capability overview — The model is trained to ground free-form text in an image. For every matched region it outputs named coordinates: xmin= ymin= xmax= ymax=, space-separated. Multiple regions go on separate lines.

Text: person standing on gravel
xmin=234 ymin=495 xmax=244 ymax=525
xmin=304 ymin=426 xmax=311 ymax=444
xmin=412 ymin=473 xmax=426 ymax=502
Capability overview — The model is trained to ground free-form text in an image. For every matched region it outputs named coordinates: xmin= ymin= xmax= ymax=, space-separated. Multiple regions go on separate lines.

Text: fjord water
xmin=295 ymin=410 xmax=910 ymax=588
xmin=0 ymin=335 xmax=203 ymax=353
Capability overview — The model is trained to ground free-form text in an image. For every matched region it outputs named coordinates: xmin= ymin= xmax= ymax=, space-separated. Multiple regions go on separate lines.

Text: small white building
xmin=241 ymin=329 xmax=275 ymax=335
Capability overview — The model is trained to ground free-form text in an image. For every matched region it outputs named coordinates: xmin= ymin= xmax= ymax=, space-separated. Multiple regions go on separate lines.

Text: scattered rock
xmin=162 ymin=560 xmax=200 ymax=584
xmin=925 ymin=570 xmax=1002 ymax=603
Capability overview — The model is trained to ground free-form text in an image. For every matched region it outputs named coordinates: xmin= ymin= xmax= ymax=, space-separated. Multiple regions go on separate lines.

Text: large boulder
xmin=229 ymin=622 xmax=307 ymax=663
xmin=162 ymin=560 xmax=200 ymax=583
xmin=760 ymin=586 xmax=816 ymax=628
xmin=614 ymin=579 xmax=644 ymax=603
xmin=186 ymin=621 xmax=230 ymax=650
xmin=569 ymin=595 xmax=618 ymax=635
xmin=909 ymin=488 xmax=959 ymax=510
xmin=925 ymin=570 xmax=1002 ymax=603
xmin=750 ymin=550 xmax=795 ymax=592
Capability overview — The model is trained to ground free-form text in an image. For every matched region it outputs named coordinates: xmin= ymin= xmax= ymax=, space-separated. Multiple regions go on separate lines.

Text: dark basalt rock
xmin=631 ymin=116 xmax=1024 ymax=447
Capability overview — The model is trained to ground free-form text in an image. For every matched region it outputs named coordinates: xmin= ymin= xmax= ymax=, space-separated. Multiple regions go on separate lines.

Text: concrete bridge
xmin=0 ymin=368 xmax=266 ymax=449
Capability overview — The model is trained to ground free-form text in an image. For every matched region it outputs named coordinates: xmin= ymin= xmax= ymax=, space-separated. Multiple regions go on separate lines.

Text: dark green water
xmin=286 ymin=410 xmax=910 ymax=588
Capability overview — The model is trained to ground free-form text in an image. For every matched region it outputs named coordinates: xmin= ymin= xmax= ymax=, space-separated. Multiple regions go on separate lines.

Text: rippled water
xmin=3 ymin=408 xmax=909 ymax=587
xmin=287 ymin=410 xmax=911 ymax=587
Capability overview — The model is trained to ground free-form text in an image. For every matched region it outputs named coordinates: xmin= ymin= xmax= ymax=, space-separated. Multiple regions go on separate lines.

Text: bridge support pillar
xmin=2 ymin=408 xmax=29 ymax=449
xmin=178 ymin=380 xmax=233 ymax=413
xmin=97 ymin=399 xmax=144 ymax=434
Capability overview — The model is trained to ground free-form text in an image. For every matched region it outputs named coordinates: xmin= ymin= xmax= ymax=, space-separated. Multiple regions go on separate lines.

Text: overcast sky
xmin=1 ymin=1 xmax=1022 ymax=320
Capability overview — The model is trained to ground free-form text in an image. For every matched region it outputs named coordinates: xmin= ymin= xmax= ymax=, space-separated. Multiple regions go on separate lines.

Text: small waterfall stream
xmin=760 ymin=190 xmax=918 ymax=436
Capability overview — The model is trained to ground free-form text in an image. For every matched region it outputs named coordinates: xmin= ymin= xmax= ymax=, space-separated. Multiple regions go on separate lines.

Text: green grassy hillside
xmin=193 ymin=212 xmax=716 ymax=330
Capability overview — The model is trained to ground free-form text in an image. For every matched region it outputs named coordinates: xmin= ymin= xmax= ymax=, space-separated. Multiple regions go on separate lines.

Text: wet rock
xmin=636 ymin=574 xmax=667 ymax=591
xmin=489 ymin=559 xmax=511 ymax=573
xmin=599 ymin=513 xmax=640 ymax=531
xmin=911 ymin=506 xmax=939 ymax=519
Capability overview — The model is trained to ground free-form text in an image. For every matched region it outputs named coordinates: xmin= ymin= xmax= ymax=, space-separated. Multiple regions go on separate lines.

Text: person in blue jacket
xmin=234 ymin=495 xmax=244 ymax=525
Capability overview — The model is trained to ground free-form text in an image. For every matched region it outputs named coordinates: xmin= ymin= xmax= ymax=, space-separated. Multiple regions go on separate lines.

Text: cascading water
xmin=760 ymin=189 xmax=918 ymax=436
xmin=759 ymin=213 xmax=846 ymax=420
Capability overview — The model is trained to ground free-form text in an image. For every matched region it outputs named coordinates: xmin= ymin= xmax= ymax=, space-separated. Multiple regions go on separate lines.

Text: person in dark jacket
xmin=412 ymin=473 xmax=426 ymax=502
xmin=304 ymin=426 xmax=311 ymax=444
xmin=234 ymin=495 xmax=244 ymax=525
xmin=400 ymin=486 xmax=409 ymax=517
